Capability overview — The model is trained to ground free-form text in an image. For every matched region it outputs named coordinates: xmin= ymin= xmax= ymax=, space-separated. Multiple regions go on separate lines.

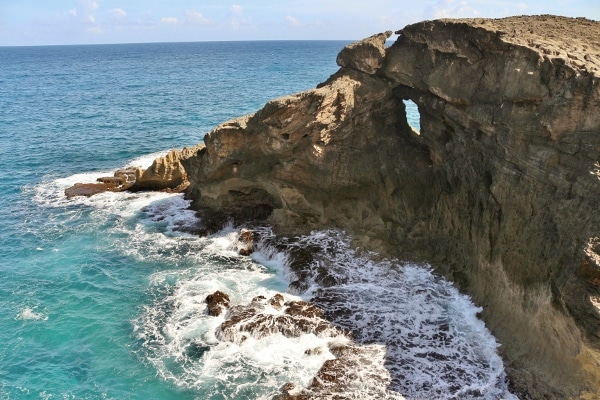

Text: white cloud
xmin=285 ymin=16 xmax=301 ymax=27
xmin=229 ymin=5 xmax=250 ymax=29
xmin=518 ymin=3 xmax=528 ymax=11
xmin=427 ymin=0 xmax=480 ymax=19
xmin=108 ymin=8 xmax=126 ymax=19
xmin=160 ymin=17 xmax=178 ymax=24
xmin=71 ymin=0 xmax=100 ymax=25
xmin=230 ymin=5 xmax=244 ymax=15
xmin=185 ymin=11 xmax=211 ymax=25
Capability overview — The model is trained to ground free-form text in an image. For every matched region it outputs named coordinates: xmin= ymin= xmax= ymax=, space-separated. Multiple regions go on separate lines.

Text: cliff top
xmin=433 ymin=15 xmax=600 ymax=74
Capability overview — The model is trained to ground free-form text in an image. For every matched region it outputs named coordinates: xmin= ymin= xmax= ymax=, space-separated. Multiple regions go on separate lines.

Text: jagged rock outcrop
xmin=130 ymin=145 xmax=204 ymax=192
xmin=177 ymin=16 xmax=600 ymax=398
xmin=64 ymin=145 xmax=204 ymax=198
xmin=65 ymin=168 xmax=138 ymax=199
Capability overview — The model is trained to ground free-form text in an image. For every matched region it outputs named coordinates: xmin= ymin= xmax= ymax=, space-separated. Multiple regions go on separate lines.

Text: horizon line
xmin=0 ymin=37 xmax=373 ymax=49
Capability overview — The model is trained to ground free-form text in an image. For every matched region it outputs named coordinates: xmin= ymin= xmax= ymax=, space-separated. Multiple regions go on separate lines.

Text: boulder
xmin=205 ymin=290 xmax=230 ymax=317
xmin=336 ymin=31 xmax=392 ymax=74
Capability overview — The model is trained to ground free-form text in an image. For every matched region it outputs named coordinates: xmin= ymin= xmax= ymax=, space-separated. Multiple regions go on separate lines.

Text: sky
xmin=1 ymin=0 xmax=599 ymax=46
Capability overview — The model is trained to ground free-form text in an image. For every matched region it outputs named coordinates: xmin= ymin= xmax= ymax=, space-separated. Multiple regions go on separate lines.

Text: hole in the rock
xmin=403 ymin=99 xmax=421 ymax=134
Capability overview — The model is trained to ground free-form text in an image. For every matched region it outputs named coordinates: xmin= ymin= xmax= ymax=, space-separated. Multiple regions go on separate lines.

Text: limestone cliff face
xmin=130 ymin=144 xmax=204 ymax=192
xmin=179 ymin=16 xmax=600 ymax=398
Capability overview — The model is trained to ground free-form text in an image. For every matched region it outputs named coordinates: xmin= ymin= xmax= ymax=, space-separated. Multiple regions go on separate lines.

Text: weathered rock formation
xmin=176 ymin=16 xmax=600 ymax=398
xmin=65 ymin=168 xmax=138 ymax=199
xmin=130 ymin=145 xmax=204 ymax=192
xmin=64 ymin=145 xmax=204 ymax=198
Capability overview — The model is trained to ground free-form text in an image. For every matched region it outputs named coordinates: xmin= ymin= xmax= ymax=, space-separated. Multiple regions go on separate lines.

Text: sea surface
xmin=0 ymin=41 xmax=515 ymax=399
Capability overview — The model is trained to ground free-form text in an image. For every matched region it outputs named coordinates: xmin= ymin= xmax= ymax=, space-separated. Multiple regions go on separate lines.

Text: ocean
xmin=0 ymin=41 xmax=515 ymax=399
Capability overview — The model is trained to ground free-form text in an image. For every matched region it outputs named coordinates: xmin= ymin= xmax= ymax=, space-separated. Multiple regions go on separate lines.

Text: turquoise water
xmin=0 ymin=41 xmax=350 ymax=400
xmin=0 ymin=41 xmax=512 ymax=400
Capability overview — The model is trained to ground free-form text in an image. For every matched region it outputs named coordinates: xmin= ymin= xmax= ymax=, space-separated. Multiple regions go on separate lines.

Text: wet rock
xmin=275 ymin=343 xmax=403 ymax=400
xmin=237 ymin=229 xmax=254 ymax=256
xmin=217 ymin=294 xmax=344 ymax=344
xmin=65 ymin=168 xmax=138 ymax=199
xmin=205 ymin=290 xmax=230 ymax=317
xmin=272 ymin=382 xmax=310 ymax=400
xmin=268 ymin=293 xmax=285 ymax=309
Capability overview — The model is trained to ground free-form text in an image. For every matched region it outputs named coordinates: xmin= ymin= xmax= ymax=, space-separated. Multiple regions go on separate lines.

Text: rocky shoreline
xmin=68 ymin=15 xmax=600 ymax=399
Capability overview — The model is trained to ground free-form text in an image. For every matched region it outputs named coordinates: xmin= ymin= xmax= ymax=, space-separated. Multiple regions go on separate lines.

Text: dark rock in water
xmin=237 ymin=229 xmax=254 ymax=256
xmin=64 ymin=168 xmax=138 ymax=199
xmin=185 ymin=341 xmax=210 ymax=360
xmin=272 ymin=382 xmax=311 ymax=400
xmin=272 ymin=383 xmax=310 ymax=400
xmin=216 ymin=294 xmax=344 ymax=344
xmin=205 ymin=290 xmax=230 ymax=317
xmin=268 ymin=293 xmax=285 ymax=309
xmin=275 ymin=343 xmax=402 ymax=399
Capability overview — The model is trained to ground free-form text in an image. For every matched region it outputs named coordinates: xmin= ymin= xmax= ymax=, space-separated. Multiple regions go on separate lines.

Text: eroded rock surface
xmin=217 ymin=294 xmax=344 ymax=344
xmin=205 ymin=290 xmax=230 ymax=317
xmin=64 ymin=168 xmax=138 ymax=199
xmin=64 ymin=144 xmax=204 ymax=198
xmin=177 ymin=16 xmax=600 ymax=398
xmin=130 ymin=145 xmax=204 ymax=192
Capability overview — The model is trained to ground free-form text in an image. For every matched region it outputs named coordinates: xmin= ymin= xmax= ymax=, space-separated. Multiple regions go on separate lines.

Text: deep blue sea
xmin=0 ymin=41 xmax=515 ymax=399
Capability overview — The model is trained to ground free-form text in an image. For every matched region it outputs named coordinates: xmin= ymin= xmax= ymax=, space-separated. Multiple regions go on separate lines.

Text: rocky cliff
xmin=177 ymin=16 xmax=600 ymax=398
xmin=71 ymin=15 xmax=600 ymax=398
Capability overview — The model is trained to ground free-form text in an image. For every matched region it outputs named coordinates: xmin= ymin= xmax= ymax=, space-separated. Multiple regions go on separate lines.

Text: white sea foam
xmin=16 ymin=307 xmax=47 ymax=321
xmin=134 ymin=237 xmax=328 ymax=398
xmin=262 ymin=230 xmax=517 ymax=400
